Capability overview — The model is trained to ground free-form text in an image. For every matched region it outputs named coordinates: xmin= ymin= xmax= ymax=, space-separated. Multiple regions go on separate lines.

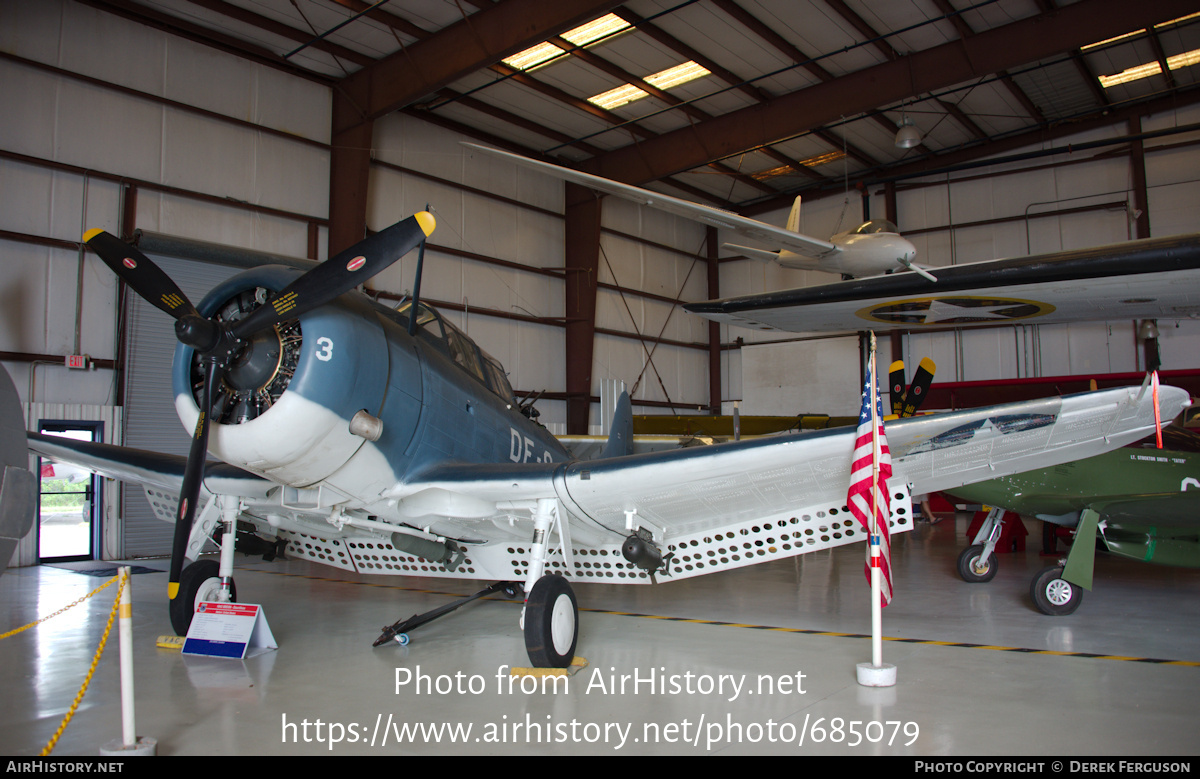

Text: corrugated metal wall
xmin=120 ymin=256 xmax=237 ymax=558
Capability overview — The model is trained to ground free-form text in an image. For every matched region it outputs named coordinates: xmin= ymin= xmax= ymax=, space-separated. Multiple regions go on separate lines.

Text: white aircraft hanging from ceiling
xmin=463 ymin=143 xmax=930 ymax=280
xmin=25 ymin=212 xmax=1189 ymax=668
xmin=461 ymin=143 xmax=1200 ymax=337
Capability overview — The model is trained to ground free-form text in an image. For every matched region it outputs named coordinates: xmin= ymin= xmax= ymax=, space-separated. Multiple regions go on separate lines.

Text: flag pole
xmin=857 ymin=331 xmax=896 ymax=687
xmin=869 ymin=334 xmax=883 ymax=669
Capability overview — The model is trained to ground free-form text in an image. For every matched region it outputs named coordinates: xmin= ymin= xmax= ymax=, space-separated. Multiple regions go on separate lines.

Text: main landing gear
xmin=170 ymin=559 xmax=236 ymax=636
xmin=170 ymin=495 xmax=241 ymax=636
xmin=523 ymin=574 xmax=578 ymax=668
xmin=1030 ymin=565 xmax=1083 ymax=615
xmin=956 ymin=507 xmax=1005 ymax=583
xmin=374 ymin=498 xmax=582 ymax=669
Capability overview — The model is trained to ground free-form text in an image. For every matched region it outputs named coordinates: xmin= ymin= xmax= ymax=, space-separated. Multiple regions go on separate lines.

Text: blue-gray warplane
xmin=26 ymin=212 xmax=1192 ymax=667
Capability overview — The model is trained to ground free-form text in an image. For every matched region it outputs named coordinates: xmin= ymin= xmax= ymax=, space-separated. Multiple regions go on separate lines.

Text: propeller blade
xmin=888 ymin=360 xmax=906 ymax=416
xmin=167 ymin=358 xmax=223 ymax=599
xmin=83 ymin=229 xmax=200 ymax=321
xmin=231 ymin=212 xmax=435 ymax=340
xmin=900 ymin=357 xmax=936 ymax=417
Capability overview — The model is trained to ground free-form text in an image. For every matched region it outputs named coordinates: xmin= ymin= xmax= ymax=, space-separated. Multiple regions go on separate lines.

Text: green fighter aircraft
xmin=948 ymin=411 xmax=1200 ymax=615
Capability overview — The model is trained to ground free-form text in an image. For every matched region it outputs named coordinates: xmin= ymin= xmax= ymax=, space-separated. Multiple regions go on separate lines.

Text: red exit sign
xmin=65 ymin=355 xmax=88 ymax=369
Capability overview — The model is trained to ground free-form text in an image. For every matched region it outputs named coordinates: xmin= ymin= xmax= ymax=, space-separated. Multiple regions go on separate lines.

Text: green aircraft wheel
xmin=524 ymin=574 xmax=577 ymax=668
xmin=956 ymin=544 xmax=998 ymax=583
xmin=1031 ymin=566 xmax=1082 ymax=615
xmin=169 ymin=559 xmax=236 ymax=636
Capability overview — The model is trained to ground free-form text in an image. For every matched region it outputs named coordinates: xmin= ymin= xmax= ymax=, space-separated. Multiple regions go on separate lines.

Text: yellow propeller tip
xmin=167 ymin=582 xmax=179 ymax=600
xmin=888 ymin=360 xmax=904 ymax=371
xmin=416 ymin=211 xmax=436 ymax=237
xmin=83 ymin=228 xmax=104 ymax=243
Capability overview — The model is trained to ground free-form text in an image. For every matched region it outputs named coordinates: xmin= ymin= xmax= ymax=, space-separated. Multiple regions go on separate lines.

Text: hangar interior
xmin=2 ymin=0 xmax=1199 ymax=757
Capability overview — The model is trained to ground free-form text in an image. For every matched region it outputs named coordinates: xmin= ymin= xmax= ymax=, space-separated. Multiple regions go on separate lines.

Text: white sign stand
xmin=182 ymin=602 xmax=277 ymax=659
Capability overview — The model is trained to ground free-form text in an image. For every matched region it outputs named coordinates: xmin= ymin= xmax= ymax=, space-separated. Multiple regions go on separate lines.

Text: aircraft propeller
xmin=888 ymin=357 xmax=936 ymax=419
xmin=83 ymin=212 xmax=436 ymax=605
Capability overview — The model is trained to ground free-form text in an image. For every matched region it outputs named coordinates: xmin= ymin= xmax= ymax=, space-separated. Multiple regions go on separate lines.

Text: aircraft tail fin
xmin=785 ymin=196 xmax=802 ymax=233
xmin=600 ymin=391 xmax=634 ymax=459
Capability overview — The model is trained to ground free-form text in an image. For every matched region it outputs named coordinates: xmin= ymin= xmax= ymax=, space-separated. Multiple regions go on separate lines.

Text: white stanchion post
xmin=100 ymin=567 xmax=157 ymax=756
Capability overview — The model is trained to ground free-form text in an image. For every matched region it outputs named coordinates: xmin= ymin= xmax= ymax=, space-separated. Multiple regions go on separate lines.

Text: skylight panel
xmin=587 ymin=62 xmax=711 ymax=110
xmin=1097 ymin=47 xmax=1200 ymax=88
xmin=501 ymin=13 xmax=631 ymax=71
xmin=561 ymin=14 xmax=630 ymax=46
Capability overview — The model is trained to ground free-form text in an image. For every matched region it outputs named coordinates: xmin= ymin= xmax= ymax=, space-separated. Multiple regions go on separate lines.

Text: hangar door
xmin=121 ymin=256 xmax=238 ymax=557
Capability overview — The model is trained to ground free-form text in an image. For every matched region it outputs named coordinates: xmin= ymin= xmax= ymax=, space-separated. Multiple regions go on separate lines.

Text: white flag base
xmin=856 ymin=662 xmax=896 ymax=687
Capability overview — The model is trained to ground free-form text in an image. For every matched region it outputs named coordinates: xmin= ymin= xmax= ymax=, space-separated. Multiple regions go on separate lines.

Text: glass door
xmin=37 ymin=422 xmax=103 ymax=562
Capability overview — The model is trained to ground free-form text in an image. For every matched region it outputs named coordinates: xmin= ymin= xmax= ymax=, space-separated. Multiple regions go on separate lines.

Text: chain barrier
xmin=0 ymin=572 xmax=121 ymax=640
xmin=2 ymin=569 xmax=128 ymax=755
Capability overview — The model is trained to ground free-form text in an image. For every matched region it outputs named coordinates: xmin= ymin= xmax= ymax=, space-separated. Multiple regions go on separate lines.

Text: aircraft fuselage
xmin=171 ymin=266 xmax=568 ymax=512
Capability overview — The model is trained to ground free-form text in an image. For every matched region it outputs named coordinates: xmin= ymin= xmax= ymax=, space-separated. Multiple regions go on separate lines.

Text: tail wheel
xmin=524 ymin=575 xmax=577 ymax=668
xmin=956 ymin=544 xmax=998 ymax=583
xmin=1031 ymin=565 xmax=1082 ymax=615
xmin=169 ymin=559 xmax=236 ymax=636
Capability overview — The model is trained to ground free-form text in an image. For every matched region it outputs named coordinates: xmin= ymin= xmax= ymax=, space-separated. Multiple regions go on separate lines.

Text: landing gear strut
xmin=520 ymin=498 xmax=579 ymax=668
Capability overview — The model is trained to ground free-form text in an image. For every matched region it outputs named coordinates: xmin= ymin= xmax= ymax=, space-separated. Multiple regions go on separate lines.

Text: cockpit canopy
xmin=851 ymin=219 xmax=900 ymax=235
xmin=392 ymin=300 xmax=515 ymax=403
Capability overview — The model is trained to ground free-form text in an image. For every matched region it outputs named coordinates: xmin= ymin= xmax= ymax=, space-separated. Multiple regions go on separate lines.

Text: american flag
xmin=847 ymin=363 xmax=893 ymax=606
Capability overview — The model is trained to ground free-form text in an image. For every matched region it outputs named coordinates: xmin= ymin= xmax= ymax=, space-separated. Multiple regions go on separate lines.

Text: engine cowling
xmin=171 ymin=266 xmax=390 ymax=487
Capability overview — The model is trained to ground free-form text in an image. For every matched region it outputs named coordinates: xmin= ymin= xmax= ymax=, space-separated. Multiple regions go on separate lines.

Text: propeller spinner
xmin=83 ymin=212 xmax=436 ymax=604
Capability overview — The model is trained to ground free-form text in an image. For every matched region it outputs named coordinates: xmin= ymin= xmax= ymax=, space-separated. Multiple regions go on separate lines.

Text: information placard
xmin=182 ymin=602 xmax=277 ymax=658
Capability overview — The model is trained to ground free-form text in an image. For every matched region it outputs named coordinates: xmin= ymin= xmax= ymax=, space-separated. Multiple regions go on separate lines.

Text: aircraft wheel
xmin=169 ymin=559 xmax=236 ymax=636
xmin=524 ymin=575 xmax=577 ymax=668
xmin=1031 ymin=566 xmax=1082 ymax=615
xmin=956 ymin=544 xmax=998 ymax=583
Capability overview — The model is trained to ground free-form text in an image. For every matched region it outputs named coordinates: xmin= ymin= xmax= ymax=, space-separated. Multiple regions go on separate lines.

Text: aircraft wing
xmin=27 ymin=432 xmax=275 ymax=500
xmin=463 ymin=143 xmax=838 ymax=259
xmin=393 ymin=385 xmax=1185 ymax=581
xmin=685 ymin=233 xmax=1200 ymax=332
xmin=1085 ymin=493 xmax=1200 ymax=532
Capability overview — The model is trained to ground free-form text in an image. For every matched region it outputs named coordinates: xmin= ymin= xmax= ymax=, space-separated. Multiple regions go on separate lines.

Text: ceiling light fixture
xmin=894 ymin=114 xmax=922 ymax=149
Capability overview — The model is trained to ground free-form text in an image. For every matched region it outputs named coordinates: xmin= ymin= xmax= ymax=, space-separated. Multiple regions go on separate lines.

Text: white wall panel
xmin=0 ymin=242 xmax=50 ymax=355
xmin=742 ymin=337 xmax=861 ymax=417
xmin=2 ymin=0 xmax=331 ymax=438
xmin=58 ymin=2 xmax=166 ymax=96
xmin=0 ymin=64 xmax=59 ymax=160
xmin=56 ymin=80 xmax=166 ymax=182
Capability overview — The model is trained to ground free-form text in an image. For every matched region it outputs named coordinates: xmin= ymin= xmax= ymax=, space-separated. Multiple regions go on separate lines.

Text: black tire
xmin=1031 ymin=565 xmax=1082 ymax=615
xmin=524 ymin=575 xmax=577 ymax=668
xmin=956 ymin=544 xmax=998 ymax=583
xmin=169 ymin=559 xmax=236 ymax=636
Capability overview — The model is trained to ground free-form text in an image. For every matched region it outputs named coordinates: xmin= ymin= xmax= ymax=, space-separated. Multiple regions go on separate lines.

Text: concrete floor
xmin=3 ymin=515 xmax=1199 ymax=757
